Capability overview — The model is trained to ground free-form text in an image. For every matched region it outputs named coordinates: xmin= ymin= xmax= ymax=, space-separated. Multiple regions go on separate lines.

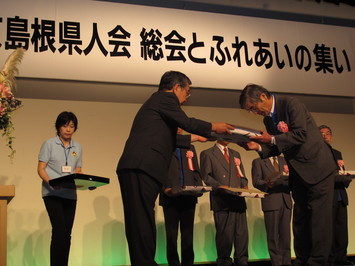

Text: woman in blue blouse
xmin=37 ymin=111 xmax=82 ymax=266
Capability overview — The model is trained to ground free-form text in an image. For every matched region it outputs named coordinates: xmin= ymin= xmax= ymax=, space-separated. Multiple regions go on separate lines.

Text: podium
xmin=0 ymin=185 xmax=15 ymax=266
xmin=49 ymin=173 xmax=110 ymax=190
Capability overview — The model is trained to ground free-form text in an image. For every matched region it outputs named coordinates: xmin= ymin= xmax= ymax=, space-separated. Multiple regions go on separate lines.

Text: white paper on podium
xmin=182 ymin=186 xmax=212 ymax=192
xmin=218 ymin=187 xmax=267 ymax=198
xmin=211 ymin=125 xmax=261 ymax=143
xmin=170 ymin=186 xmax=212 ymax=196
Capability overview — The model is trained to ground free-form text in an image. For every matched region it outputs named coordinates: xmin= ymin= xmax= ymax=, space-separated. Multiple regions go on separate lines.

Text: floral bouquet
xmin=0 ymin=48 xmax=25 ymax=159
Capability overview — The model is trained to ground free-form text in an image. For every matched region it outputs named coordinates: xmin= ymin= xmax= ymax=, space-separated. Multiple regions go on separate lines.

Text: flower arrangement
xmin=0 ymin=48 xmax=25 ymax=159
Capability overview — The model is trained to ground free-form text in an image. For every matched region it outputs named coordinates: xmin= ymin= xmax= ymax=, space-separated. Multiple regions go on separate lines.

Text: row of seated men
xmin=159 ymin=125 xmax=352 ymax=266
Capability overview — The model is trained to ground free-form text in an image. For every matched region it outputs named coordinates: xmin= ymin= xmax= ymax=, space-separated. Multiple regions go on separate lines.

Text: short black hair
xmin=158 ymin=71 xmax=191 ymax=91
xmin=318 ymin=124 xmax=332 ymax=134
xmin=55 ymin=111 xmax=78 ymax=135
xmin=239 ymin=84 xmax=272 ymax=109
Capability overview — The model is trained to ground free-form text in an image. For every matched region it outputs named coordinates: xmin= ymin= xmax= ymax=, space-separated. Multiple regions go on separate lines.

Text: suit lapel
xmin=264 ymin=158 xmax=274 ymax=173
xmin=264 ymin=97 xmax=289 ymax=135
xmin=276 ymin=97 xmax=289 ymax=127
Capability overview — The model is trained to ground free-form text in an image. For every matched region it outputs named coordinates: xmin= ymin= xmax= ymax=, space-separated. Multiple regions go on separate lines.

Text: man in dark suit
xmin=200 ymin=141 xmax=249 ymax=266
xmin=319 ymin=125 xmax=353 ymax=266
xmin=238 ymin=84 xmax=338 ymax=266
xmin=251 ymin=156 xmax=292 ymax=266
xmin=159 ymin=129 xmax=206 ymax=266
xmin=117 ymin=71 xmax=234 ymax=266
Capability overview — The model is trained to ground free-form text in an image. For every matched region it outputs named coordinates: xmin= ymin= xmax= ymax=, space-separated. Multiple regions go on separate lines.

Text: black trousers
xmin=163 ymin=198 xmax=196 ymax=266
xmin=43 ymin=196 xmax=76 ymax=266
xmin=213 ymin=210 xmax=248 ymax=266
xmin=329 ymin=200 xmax=348 ymax=263
xmin=291 ymin=172 xmax=334 ymax=266
xmin=264 ymin=203 xmax=292 ymax=266
xmin=118 ymin=169 xmax=162 ymax=266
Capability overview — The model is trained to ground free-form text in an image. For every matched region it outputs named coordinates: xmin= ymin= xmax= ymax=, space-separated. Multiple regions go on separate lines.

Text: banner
xmin=1 ymin=0 xmax=354 ymax=96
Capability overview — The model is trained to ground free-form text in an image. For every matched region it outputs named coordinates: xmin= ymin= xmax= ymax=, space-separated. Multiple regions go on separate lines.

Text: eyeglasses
xmin=179 ymin=84 xmax=191 ymax=98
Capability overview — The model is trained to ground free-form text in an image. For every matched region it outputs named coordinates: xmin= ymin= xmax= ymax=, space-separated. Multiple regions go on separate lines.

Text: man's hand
xmin=191 ymin=134 xmax=208 ymax=143
xmin=237 ymin=141 xmax=260 ymax=151
xmin=211 ymin=122 xmax=234 ymax=134
xmin=250 ymin=130 xmax=272 ymax=143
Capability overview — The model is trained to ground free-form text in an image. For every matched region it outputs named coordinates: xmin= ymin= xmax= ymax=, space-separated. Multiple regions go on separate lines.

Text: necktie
xmin=264 ymin=116 xmax=277 ymax=135
xmin=271 ymin=112 xmax=278 ymax=127
xmin=223 ymin=147 xmax=230 ymax=164
xmin=176 ymin=148 xmax=184 ymax=186
xmin=272 ymin=96 xmax=278 ymax=126
xmin=272 ymin=156 xmax=279 ymax=172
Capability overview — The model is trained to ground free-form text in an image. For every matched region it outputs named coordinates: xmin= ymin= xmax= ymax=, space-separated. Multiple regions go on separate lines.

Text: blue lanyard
xmin=63 ymin=146 xmax=71 ymax=166
xmin=176 ymin=148 xmax=185 ymax=186
xmin=60 ymin=139 xmax=72 ymax=166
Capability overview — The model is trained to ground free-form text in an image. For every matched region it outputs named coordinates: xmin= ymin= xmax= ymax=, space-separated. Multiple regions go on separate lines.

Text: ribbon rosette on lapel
xmin=234 ymin=158 xmax=244 ymax=178
xmin=283 ymin=164 xmax=289 ymax=175
xmin=277 ymin=121 xmax=289 ymax=133
xmin=72 ymin=151 xmax=77 ymax=157
xmin=186 ymin=150 xmax=195 ymax=171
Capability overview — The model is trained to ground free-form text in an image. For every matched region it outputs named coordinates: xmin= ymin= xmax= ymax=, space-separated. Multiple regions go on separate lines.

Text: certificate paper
xmin=211 ymin=125 xmax=261 ymax=143
xmin=218 ymin=187 xmax=267 ymax=198
xmin=169 ymin=186 xmax=212 ymax=196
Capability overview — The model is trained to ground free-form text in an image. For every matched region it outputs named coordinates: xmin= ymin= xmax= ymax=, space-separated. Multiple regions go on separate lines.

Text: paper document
xmin=211 ymin=125 xmax=261 ymax=143
xmin=218 ymin=187 xmax=267 ymax=198
xmin=169 ymin=186 xmax=212 ymax=196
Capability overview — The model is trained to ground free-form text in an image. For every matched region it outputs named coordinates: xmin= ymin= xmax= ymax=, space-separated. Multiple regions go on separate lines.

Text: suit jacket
xmin=117 ymin=91 xmax=211 ymax=184
xmin=332 ymin=148 xmax=349 ymax=206
xmin=200 ymin=145 xmax=248 ymax=212
xmin=260 ymin=96 xmax=337 ymax=185
xmin=252 ymin=156 xmax=292 ymax=212
xmin=159 ymin=135 xmax=203 ymax=206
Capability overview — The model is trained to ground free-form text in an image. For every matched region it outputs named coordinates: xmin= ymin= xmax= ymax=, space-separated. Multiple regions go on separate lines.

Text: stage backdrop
xmin=1 ymin=0 xmax=355 ymax=265
xmin=0 ymin=0 xmax=355 ymax=96
xmin=0 ymin=98 xmax=355 ymax=266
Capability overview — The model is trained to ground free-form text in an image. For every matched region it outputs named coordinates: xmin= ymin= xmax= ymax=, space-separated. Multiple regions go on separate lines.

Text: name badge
xmin=62 ymin=166 xmax=72 ymax=173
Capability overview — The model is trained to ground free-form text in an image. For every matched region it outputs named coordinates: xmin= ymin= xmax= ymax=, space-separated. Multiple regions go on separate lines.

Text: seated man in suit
xmin=159 ymin=129 xmax=207 ymax=266
xmin=200 ymin=140 xmax=249 ymax=266
xmin=319 ymin=125 xmax=353 ymax=266
xmin=252 ymin=155 xmax=292 ymax=266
